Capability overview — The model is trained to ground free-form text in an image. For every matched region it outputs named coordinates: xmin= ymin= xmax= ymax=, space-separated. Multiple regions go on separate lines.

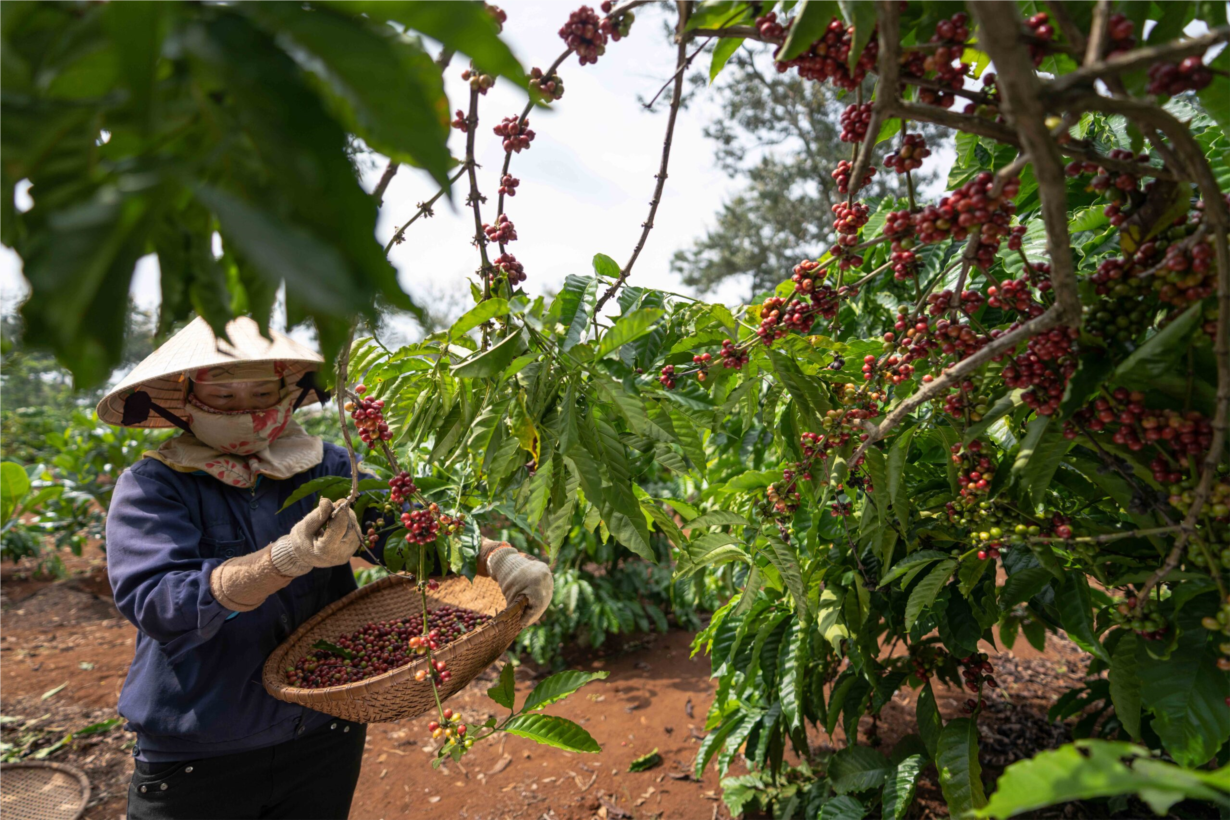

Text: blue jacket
xmin=106 ymin=442 xmax=383 ymax=762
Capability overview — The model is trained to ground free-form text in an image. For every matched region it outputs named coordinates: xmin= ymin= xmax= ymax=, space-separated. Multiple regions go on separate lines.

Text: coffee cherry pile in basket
xmin=285 ymin=605 xmax=493 ymax=689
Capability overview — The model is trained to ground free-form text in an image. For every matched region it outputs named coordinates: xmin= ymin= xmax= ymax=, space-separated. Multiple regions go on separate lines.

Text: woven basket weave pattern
xmin=0 ymin=762 xmax=91 ymax=820
xmin=263 ymin=574 xmax=525 ymax=723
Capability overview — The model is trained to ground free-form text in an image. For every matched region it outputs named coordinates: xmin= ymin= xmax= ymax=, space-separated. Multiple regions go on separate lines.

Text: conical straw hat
xmin=96 ymin=316 xmax=325 ymax=428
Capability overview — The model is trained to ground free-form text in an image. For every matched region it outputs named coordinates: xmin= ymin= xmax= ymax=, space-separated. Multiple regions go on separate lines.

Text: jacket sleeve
xmin=106 ymin=467 xmax=231 ymax=660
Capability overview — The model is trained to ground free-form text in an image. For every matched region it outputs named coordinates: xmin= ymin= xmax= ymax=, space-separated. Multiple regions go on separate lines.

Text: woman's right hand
xmin=271 ymin=497 xmax=361 ymax=577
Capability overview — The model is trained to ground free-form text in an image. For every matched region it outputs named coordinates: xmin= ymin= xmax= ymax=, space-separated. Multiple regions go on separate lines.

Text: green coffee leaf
xmin=503 ymin=713 xmax=601 ymax=753
xmin=521 ymin=670 xmax=609 ymax=712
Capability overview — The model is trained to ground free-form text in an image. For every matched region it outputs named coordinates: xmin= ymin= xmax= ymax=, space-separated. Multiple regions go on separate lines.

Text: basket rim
xmin=262 ymin=574 xmax=526 ymax=703
xmin=0 ymin=760 xmax=91 ymax=820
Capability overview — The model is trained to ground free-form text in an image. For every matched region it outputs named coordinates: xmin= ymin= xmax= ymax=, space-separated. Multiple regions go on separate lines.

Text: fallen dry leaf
xmin=599 ymin=796 xmax=632 ymax=819
xmin=488 ymin=754 xmax=513 ymax=775
xmin=685 ymin=698 xmax=694 ymax=718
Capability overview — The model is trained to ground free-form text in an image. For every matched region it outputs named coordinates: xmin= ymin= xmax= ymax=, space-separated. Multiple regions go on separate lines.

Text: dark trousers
xmin=127 ymin=719 xmax=366 ymax=820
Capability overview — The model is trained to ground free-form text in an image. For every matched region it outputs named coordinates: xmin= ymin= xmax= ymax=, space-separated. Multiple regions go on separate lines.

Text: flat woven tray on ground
xmin=263 ymin=574 xmax=526 ymax=723
xmin=0 ymin=762 xmax=90 ymax=820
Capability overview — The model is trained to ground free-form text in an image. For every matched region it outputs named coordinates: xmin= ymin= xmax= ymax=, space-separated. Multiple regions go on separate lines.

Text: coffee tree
xmin=7 ymin=0 xmax=1230 ymax=816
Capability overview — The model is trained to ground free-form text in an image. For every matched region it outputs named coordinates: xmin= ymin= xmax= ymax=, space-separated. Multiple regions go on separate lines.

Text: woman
xmin=99 ymin=317 xmax=553 ymax=820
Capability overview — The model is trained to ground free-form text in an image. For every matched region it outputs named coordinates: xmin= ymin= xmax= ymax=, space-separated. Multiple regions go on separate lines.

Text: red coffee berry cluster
xmin=428 ymin=708 xmax=470 ymax=751
xmin=832 ymin=201 xmax=870 ymax=237
xmin=933 ymin=11 xmax=970 ymax=44
xmin=286 ymin=607 xmax=492 ymax=689
xmin=951 ymin=439 xmax=995 ymax=501
xmin=986 ymin=277 xmax=1043 ymax=316
xmin=1025 ymin=12 xmax=1055 ymax=67
xmin=460 ymin=68 xmax=495 ymax=95
xmin=766 ymin=478 xmax=801 ymax=517
xmin=912 ymin=172 xmax=1019 ymax=268
xmin=529 ymin=67 xmax=565 ymax=101
xmin=924 ymin=289 xmax=985 ymax=318
xmin=438 ymin=512 xmax=466 ymax=536
xmin=1156 ymin=238 xmax=1216 ymax=309
xmin=756 ymin=296 xmax=824 ymax=346
xmin=451 ymin=110 xmax=468 ymax=132
xmin=839 ymin=103 xmax=873 ymax=143
xmin=498 ymin=174 xmax=520 ymax=197
xmin=1069 ymin=390 xmax=1213 ymax=483
xmin=388 ymin=471 xmax=416 ymax=505
xmin=1066 ymin=149 xmax=1148 ymax=188
xmin=691 ymin=352 xmax=713 ymax=383
xmin=658 ymin=364 xmax=676 ymax=389
xmin=402 ymin=506 xmax=442 ymax=544
xmin=885 ymin=211 xmax=919 ymax=280
xmin=959 ymin=652 xmax=998 ymax=696
xmin=754 ymin=11 xmax=785 ymax=40
xmin=799 ymin=429 xmax=842 ymax=463
xmin=885 ymin=134 xmax=930 ymax=174
xmin=791 ymin=259 xmax=825 ymax=293
xmin=493 ymin=253 xmax=527 ymax=286
xmin=831 ymin=159 xmax=875 ymax=194
xmin=1106 ymin=13 xmax=1137 ymax=56
xmin=720 ymin=339 xmax=749 ymax=370
xmin=1000 ymin=326 xmax=1079 ymax=415
xmin=909 ymin=646 xmax=948 ymax=684
xmin=901 ymin=14 xmax=973 ymax=109
xmin=1148 ymin=56 xmax=1213 ymax=96
xmin=559 ymin=6 xmax=606 ymax=65
xmin=346 ymin=386 xmax=391 ymax=445
xmin=773 ymin=17 xmax=877 ymax=92
xmin=493 ymin=116 xmax=534 ymax=153
xmin=483 ymin=214 xmax=517 ymax=244
xmin=415 ymin=657 xmax=452 ymax=684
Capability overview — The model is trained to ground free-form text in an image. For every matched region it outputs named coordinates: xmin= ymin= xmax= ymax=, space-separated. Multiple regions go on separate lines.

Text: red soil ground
xmin=2 ymin=546 xmax=1099 ymax=820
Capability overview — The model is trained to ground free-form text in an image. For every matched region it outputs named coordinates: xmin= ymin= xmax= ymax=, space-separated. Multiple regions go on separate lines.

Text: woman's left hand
xmin=479 ymin=539 xmax=554 ymax=627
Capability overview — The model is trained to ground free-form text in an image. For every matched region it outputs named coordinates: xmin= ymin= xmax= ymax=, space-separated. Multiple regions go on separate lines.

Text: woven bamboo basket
xmin=0 ymin=762 xmax=91 ymax=820
xmin=263 ymin=574 xmax=526 ymax=723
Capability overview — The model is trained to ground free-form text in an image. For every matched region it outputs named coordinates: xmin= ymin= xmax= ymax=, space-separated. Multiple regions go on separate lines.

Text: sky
xmin=0 ymin=5 xmax=755 ymax=341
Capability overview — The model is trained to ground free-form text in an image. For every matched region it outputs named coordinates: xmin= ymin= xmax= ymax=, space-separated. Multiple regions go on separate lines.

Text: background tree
xmin=671 ymin=46 xmax=943 ymax=300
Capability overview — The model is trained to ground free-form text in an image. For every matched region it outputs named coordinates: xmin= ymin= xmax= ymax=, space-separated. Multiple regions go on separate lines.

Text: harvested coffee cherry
xmin=286 ymin=606 xmax=494 ymax=689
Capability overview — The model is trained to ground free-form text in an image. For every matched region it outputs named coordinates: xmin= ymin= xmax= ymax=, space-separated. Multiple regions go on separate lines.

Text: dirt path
xmin=2 ymin=554 xmax=1098 ymax=820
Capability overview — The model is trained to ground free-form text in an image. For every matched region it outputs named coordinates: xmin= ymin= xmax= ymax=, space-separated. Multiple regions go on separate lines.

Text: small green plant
xmin=430 ymin=663 xmax=607 ymax=765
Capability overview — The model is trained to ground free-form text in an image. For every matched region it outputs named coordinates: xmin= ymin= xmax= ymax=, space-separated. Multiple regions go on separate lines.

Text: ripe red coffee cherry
xmin=483 ymin=214 xmax=517 ymax=244
xmin=402 ymin=509 xmax=441 ymax=544
xmin=1148 ymin=56 xmax=1213 ymax=96
xmin=839 ymin=103 xmax=874 ymax=143
xmin=493 ymin=253 xmax=527 ymax=286
xmin=493 ymin=116 xmax=535 ymax=153
xmin=559 ymin=6 xmax=607 ymax=65
xmin=885 ymin=134 xmax=931 ymax=174
xmin=529 ymin=67 xmax=566 ymax=101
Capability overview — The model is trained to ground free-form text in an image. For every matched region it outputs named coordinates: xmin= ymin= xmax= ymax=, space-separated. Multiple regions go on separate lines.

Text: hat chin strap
xmin=121 ymin=391 xmax=194 ymax=435
xmin=121 ymin=372 xmax=329 ymax=434
xmin=291 ymin=371 xmax=330 ymax=411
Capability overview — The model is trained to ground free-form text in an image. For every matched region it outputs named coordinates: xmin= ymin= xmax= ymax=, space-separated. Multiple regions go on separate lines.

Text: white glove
xmin=479 ymin=539 xmax=554 ymax=627
xmin=271 ymin=497 xmax=361 ymax=577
